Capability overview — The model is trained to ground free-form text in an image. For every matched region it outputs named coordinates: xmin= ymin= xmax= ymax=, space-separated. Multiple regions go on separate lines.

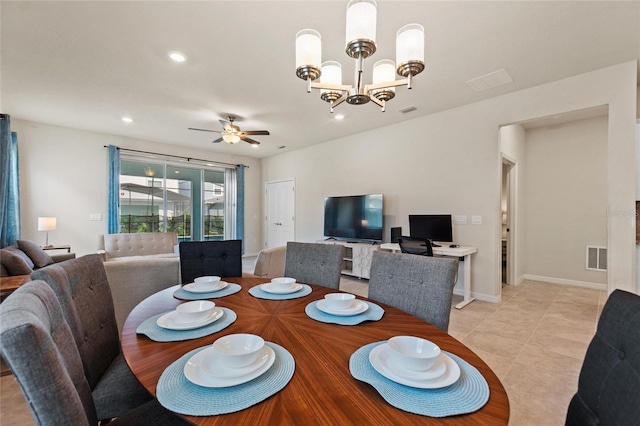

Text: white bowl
xmin=212 ymin=334 xmax=265 ymax=369
xmin=194 ymin=276 xmax=221 ymax=286
xmin=323 ymin=293 xmax=356 ymax=310
xmin=270 ymin=277 xmax=296 ymax=291
xmin=175 ymin=300 xmax=216 ymax=323
xmin=387 ymin=336 xmax=441 ymax=371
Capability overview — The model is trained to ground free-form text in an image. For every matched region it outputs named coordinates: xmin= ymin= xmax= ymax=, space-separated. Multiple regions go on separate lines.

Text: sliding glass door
xmin=119 ymin=159 xmax=229 ymax=241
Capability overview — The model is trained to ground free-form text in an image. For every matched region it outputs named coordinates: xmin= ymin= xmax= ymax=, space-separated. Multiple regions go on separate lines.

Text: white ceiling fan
xmin=188 ymin=116 xmax=270 ymax=145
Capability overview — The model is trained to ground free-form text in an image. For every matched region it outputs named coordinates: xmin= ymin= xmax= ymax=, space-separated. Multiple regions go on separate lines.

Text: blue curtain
xmin=107 ymin=145 xmax=120 ymax=234
xmin=0 ymin=114 xmax=20 ymax=247
xmin=236 ymin=164 xmax=245 ymax=253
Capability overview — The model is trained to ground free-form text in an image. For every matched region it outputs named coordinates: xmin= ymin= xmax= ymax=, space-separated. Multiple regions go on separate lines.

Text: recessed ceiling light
xmin=121 ymin=116 xmax=133 ymax=123
xmin=168 ymin=51 xmax=187 ymax=63
xmin=251 ymin=144 xmax=259 ymax=149
xmin=335 ymin=114 xmax=345 ymax=120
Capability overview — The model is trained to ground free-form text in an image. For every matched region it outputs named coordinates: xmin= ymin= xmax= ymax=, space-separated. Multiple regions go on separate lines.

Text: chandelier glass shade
xmin=295 ymin=0 xmax=424 ymax=112
xmin=222 ymin=133 xmax=241 ymax=144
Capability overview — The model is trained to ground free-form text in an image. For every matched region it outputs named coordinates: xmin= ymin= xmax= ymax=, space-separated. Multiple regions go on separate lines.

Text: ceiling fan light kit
xmin=295 ymin=0 xmax=425 ymax=113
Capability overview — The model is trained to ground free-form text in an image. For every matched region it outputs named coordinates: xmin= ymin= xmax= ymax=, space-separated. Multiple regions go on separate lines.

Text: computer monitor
xmin=409 ymin=214 xmax=453 ymax=243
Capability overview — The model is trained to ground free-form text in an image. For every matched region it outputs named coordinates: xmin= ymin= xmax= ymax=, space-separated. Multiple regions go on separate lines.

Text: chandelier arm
xmin=368 ymin=95 xmax=384 ymax=109
xmin=310 ymin=83 xmax=352 ymax=92
xmin=365 ymin=78 xmax=411 ymax=92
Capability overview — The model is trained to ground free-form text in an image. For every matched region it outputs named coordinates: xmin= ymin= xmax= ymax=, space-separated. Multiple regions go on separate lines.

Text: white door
xmin=265 ymin=179 xmax=295 ymax=248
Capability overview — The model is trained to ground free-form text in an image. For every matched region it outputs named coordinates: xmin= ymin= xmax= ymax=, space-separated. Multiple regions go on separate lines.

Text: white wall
xmin=12 ymin=120 xmax=263 ymax=257
xmin=262 ymin=61 xmax=638 ymax=301
xmin=523 ymin=116 xmax=608 ymax=287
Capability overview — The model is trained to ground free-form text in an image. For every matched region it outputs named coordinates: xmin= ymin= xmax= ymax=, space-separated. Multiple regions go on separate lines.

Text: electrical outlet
xmin=471 ymin=215 xmax=482 ymax=225
xmin=89 ymin=213 xmax=103 ymax=221
xmin=453 ymin=215 xmax=468 ymax=225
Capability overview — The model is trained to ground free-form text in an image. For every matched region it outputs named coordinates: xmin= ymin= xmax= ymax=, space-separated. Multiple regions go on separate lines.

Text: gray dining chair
xmin=30 ymin=254 xmax=152 ymax=422
xmin=284 ymin=242 xmax=343 ymax=289
xmin=368 ymin=250 xmax=458 ymax=332
xmin=179 ymin=240 xmax=243 ymax=284
xmin=0 ymin=280 xmax=188 ymax=425
xmin=565 ymin=289 xmax=640 ymax=426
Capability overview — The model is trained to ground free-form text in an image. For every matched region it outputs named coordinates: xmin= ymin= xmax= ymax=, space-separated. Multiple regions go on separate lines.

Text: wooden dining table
xmin=121 ymin=277 xmax=510 ymax=425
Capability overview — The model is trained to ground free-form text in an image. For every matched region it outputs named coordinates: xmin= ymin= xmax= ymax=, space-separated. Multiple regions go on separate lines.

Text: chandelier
xmin=295 ymin=0 xmax=424 ymax=113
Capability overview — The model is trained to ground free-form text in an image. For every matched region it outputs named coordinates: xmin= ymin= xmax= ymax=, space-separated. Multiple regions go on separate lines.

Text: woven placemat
xmin=305 ymin=300 xmax=384 ymax=325
xmin=156 ymin=342 xmax=295 ymax=416
xmin=173 ymin=283 xmax=242 ymax=300
xmin=136 ymin=308 xmax=237 ymax=342
xmin=349 ymin=342 xmax=489 ymax=417
xmin=248 ymin=284 xmax=312 ymax=300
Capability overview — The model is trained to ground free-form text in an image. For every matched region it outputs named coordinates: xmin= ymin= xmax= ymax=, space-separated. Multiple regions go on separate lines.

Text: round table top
xmin=121 ymin=277 xmax=509 ymax=425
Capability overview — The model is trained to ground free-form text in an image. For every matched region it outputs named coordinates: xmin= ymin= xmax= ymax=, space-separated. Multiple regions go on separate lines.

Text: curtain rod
xmin=104 ymin=146 xmax=248 ymax=168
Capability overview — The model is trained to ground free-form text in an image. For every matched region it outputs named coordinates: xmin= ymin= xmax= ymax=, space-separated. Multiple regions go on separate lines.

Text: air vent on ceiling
xmin=399 ymin=106 xmax=418 ymax=114
xmin=586 ymin=246 xmax=607 ymax=271
xmin=466 ymin=69 xmax=513 ymax=92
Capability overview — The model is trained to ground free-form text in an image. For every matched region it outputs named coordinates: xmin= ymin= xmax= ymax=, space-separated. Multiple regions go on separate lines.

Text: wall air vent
xmin=586 ymin=246 xmax=607 ymax=271
xmin=466 ymin=69 xmax=513 ymax=92
xmin=399 ymin=106 xmax=418 ymax=114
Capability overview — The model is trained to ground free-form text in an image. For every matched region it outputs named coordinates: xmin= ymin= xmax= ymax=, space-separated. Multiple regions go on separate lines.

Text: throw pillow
xmin=0 ymin=248 xmax=34 ymax=275
xmin=17 ymin=240 xmax=54 ymax=268
xmin=4 ymin=245 xmax=35 ymax=269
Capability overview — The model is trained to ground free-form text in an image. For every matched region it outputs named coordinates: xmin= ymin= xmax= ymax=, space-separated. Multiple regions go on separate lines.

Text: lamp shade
xmin=320 ymin=61 xmax=342 ymax=93
xmin=345 ymin=0 xmax=377 ymax=45
xmin=38 ymin=217 xmax=56 ymax=231
xmin=396 ymin=23 xmax=424 ymax=66
xmin=222 ymin=134 xmax=241 ymax=144
xmin=295 ymin=29 xmax=322 ymax=70
xmin=373 ymin=59 xmax=396 ymax=91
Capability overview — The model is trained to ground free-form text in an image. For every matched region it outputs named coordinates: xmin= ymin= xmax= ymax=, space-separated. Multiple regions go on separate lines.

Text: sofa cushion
xmin=0 ymin=248 xmax=34 ymax=275
xmin=17 ymin=240 xmax=54 ymax=268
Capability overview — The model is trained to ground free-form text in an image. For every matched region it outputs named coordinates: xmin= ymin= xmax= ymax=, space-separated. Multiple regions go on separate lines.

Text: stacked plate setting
xmin=184 ymin=334 xmax=276 ymax=388
xmin=183 ymin=276 xmax=229 ymax=294
xmin=260 ymin=277 xmax=303 ymax=294
xmin=156 ymin=300 xmax=224 ymax=330
xmin=317 ymin=293 xmax=369 ymax=316
xmin=369 ymin=336 xmax=461 ymax=389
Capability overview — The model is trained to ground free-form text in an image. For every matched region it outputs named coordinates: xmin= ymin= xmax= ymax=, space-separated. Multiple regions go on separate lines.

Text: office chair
xmin=397 ymin=235 xmax=434 ymax=257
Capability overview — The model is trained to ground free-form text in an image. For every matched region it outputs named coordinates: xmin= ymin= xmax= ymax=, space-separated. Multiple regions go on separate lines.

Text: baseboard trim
xmin=453 ymin=289 xmax=501 ymax=304
xmin=522 ymin=274 xmax=606 ymax=291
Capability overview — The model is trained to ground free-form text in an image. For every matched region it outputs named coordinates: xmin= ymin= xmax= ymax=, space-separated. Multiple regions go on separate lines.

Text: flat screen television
xmin=409 ymin=214 xmax=453 ymax=243
xmin=324 ymin=194 xmax=383 ymax=243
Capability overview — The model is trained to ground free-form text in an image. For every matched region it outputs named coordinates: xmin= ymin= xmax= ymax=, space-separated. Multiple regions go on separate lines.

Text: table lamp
xmin=38 ymin=217 xmax=56 ymax=247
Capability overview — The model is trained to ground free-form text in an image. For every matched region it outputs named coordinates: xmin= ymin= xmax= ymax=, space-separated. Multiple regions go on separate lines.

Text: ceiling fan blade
xmin=241 ymin=130 xmax=270 ymax=136
xmin=212 ymin=137 xmax=224 ymax=143
xmin=188 ymin=127 xmax=221 ymax=133
xmin=219 ymin=119 xmax=231 ymax=130
xmin=240 ymin=136 xmax=260 ymax=145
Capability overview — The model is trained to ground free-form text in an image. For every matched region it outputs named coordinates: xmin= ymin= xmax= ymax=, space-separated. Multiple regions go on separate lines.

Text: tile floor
xmin=0 ymin=269 xmax=605 ymax=426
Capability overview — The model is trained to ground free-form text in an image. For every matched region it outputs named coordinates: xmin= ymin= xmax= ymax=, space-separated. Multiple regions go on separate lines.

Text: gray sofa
xmin=100 ymin=233 xmax=180 ymax=331
xmin=1 ymin=240 xmax=76 ymax=277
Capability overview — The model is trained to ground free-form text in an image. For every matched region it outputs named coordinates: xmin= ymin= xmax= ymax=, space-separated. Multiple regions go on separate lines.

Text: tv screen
xmin=409 ymin=214 xmax=453 ymax=243
xmin=324 ymin=194 xmax=383 ymax=242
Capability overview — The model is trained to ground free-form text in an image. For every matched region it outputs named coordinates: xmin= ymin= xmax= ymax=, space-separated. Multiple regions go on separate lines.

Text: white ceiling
xmin=2 ymin=1 xmax=638 ymax=159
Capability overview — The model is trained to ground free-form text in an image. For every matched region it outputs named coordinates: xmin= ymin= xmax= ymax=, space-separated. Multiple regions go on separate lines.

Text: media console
xmin=317 ymin=240 xmax=378 ymax=279
xmin=379 ymin=243 xmax=478 ymax=309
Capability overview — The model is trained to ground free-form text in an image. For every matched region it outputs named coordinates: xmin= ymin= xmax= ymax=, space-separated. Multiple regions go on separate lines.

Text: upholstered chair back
xmin=368 ymin=250 xmax=458 ymax=331
xmin=565 ymin=289 xmax=640 ymax=425
xmin=31 ymin=254 xmax=120 ymax=389
xmin=0 ymin=280 xmax=99 ymax=425
xmin=179 ymin=240 xmax=243 ymax=284
xmin=284 ymin=242 xmax=343 ymax=289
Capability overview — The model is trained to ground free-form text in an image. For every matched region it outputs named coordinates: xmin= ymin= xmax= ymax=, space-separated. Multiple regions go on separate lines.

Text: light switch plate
xmin=89 ymin=213 xmax=103 ymax=221
xmin=453 ymin=215 xmax=468 ymax=225
xmin=471 ymin=215 xmax=482 ymax=225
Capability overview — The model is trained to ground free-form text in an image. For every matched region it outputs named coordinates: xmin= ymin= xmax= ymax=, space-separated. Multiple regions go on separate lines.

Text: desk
xmin=379 ymin=243 xmax=478 ymax=309
xmin=122 ymin=277 xmax=509 ymax=425
xmin=42 ymin=245 xmax=71 ymax=253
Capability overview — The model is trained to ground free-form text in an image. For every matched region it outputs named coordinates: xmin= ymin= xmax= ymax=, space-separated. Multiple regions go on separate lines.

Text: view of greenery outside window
xmin=119 ymin=160 xmax=226 ymax=241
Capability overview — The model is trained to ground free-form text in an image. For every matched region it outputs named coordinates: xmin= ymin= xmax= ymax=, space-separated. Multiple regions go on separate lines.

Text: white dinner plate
xmin=184 ymin=345 xmax=276 ymax=388
xmin=259 ymin=282 xmax=303 ymax=294
xmin=198 ymin=346 xmax=272 ymax=379
xmin=369 ymin=344 xmax=460 ymax=389
xmin=316 ymin=300 xmax=369 ymax=316
xmin=182 ymin=281 xmax=229 ymax=293
xmin=156 ymin=308 xmax=224 ymax=330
